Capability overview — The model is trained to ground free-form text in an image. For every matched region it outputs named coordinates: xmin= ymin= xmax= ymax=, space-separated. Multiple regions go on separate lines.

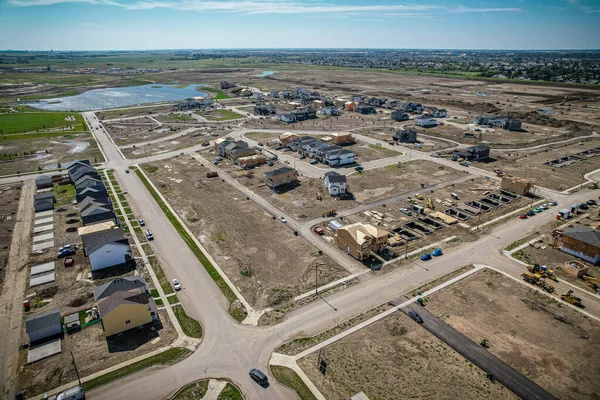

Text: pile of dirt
xmin=506 ymin=110 xmax=590 ymax=129
xmin=439 ymin=100 xmax=501 ymax=114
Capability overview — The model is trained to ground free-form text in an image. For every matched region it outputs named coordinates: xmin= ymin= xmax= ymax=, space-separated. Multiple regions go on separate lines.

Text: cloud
xmin=451 ymin=6 xmax=522 ymax=13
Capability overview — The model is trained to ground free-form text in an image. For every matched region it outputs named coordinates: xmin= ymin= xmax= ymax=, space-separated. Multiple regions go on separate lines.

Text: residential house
xmin=357 ymin=105 xmax=377 ymax=115
xmin=560 ymin=226 xmax=600 ymax=264
xmin=345 ymin=101 xmax=358 ymax=112
xmin=265 ymin=167 xmax=298 ymax=189
xmin=34 ymin=192 xmax=55 ymax=212
xmin=35 ymin=175 xmax=53 ymax=190
xmin=98 ymin=290 xmax=157 ymax=336
xmin=239 ymin=88 xmax=253 ymax=97
xmin=500 ymin=175 xmax=534 ymax=196
xmin=290 ymin=136 xmax=318 ymax=152
xmin=74 ymin=175 xmax=104 ymax=190
xmin=318 ymin=146 xmax=355 ymax=167
xmin=427 ymin=107 xmax=447 ymax=118
xmin=320 ymin=106 xmax=340 ymax=116
xmin=334 ymin=98 xmax=348 ymax=108
xmin=94 ymin=276 xmax=150 ymax=300
xmin=335 ymin=222 xmax=389 ymax=261
xmin=324 ymin=172 xmax=347 ymax=196
xmin=269 ymin=90 xmax=280 ymax=98
xmin=367 ymin=97 xmax=387 ymax=107
xmin=80 ymin=223 xmax=131 ymax=271
xmin=75 ymin=184 xmax=108 ymax=203
xmin=220 ymin=81 xmax=236 ymax=89
xmin=214 ymin=138 xmax=231 ymax=157
xmin=67 ymin=160 xmax=100 ymax=183
xmin=466 ymin=145 xmax=491 ymax=160
xmin=26 ymin=309 xmax=62 ymax=343
xmin=251 ymin=91 xmax=265 ymax=101
xmin=176 ymin=97 xmax=212 ymax=111
xmin=254 ymin=104 xmax=277 ymax=116
xmin=278 ymin=132 xmax=300 ymax=147
xmin=473 ymin=115 xmax=522 ymax=131
xmin=330 ymin=132 xmax=354 ymax=146
xmin=391 ymin=110 xmax=409 ymax=121
xmin=238 ymin=154 xmax=268 ymax=169
xmin=225 ymin=141 xmax=256 ymax=162
xmin=393 ymin=129 xmax=418 ymax=143
xmin=415 ymin=116 xmax=437 ymax=127
xmin=304 ymin=140 xmax=329 ymax=158
xmin=79 ymin=198 xmax=116 ymax=226
xmin=291 ymin=108 xmax=317 ymax=121
xmin=277 ymin=113 xmax=297 ymax=124
xmin=383 ymin=99 xmax=399 ymax=109
xmin=398 ymin=102 xmax=423 ymax=113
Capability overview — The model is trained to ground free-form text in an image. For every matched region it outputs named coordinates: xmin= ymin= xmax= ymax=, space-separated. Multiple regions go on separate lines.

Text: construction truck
xmin=521 ymin=272 xmax=555 ymax=293
xmin=322 ymin=210 xmax=337 ymax=218
xmin=427 ymin=197 xmax=434 ymax=210
xmin=527 ymin=264 xmax=558 ymax=282
xmin=583 ymin=276 xmax=600 ymax=294
xmin=561 ymin=290 xmax=583 ymax=307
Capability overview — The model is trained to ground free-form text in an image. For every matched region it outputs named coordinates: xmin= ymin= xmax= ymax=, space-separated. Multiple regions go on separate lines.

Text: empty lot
xmin=427 ymin=268 xmax=600 ymax=400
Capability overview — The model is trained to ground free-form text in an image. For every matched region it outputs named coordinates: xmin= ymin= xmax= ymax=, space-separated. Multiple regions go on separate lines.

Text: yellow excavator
xmin=583 ymin=276 xmax=600 ymax=294
xmin=521 ymin=272 xmax=555 ymax=293
xmin=527 ymin=264 xmax=558 ymax=282
xmin=561 ymin=290 xmax=583 ymax=307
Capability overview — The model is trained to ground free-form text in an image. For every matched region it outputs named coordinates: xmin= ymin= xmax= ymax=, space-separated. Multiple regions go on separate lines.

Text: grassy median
xmin=134 ymin=167 xmax=244 ymax=321
xmin=270 ymin=365 xmax=318 ymax=400
xmin=82 ymin=347 xmax=190 ymax=391
xmin=172 ymin=305 xmax=203 ymax=339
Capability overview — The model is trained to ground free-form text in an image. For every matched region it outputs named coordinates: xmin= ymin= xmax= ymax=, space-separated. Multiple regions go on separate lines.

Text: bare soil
xmin=298 ymin=310 xmax=515 ymax=400
xmin=0 ymin=184 xmax=21 ymax=289
xmin=143 ymin=157 xmax=348 ymax=309
xmin=427 ymin=268 xmax=600 ymax=400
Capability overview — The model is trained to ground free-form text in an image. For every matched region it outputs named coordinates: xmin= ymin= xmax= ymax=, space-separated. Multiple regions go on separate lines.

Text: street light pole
xmin=315 ymin=265 xmax=318 ymax=295
xmin=71 ymin=351 xmax=82 ymax=388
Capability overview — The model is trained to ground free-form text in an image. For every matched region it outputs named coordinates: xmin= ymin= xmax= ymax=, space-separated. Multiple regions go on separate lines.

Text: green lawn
xmin=0 ymin=112 xmax=86 ymax=134
xmin=172 ymin=305 xmax=203 ymax=338
xmin=218 ymin=383 xmax=243 ymax=400
xmin=171 ymin=380 xmax=209 ymax=399
xmin=164 ymin=113 xmax=192 ymax=122
xmin=82 ymin=348 xmax=190 ymax=391
xmin=1 ymin=131 xmax=86 ymax=141
xmin=135 ymin=166 xmax=242 ymax=321
xmin=197 ymin=109 xmax=244 ymax=121
xmin=270 ymin=366 xmax=318 ymax=400
xmin=149 ymin=257 xmax=175 ymax=295
xmin=168 ymin=295 xmax=180 ymax=305
xmin=201 ymin=86 xmax=228 ymax=100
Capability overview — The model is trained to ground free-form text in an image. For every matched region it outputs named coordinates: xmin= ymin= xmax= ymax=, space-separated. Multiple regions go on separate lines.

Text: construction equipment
xmin=322 ymin=210 xmax=337 ymax=218
xmin=414 ymin=193 xmax=423 ymax=200
xmin=583 ymin=276 xmax=600 ymax=294
xmin=561 ymin=290 xmax=583 ymax=307
xmin=494 ymin=169 xmax=505 ymax=177
xmin=521 ymin=272 xmax=555 ymax=293
xmin=527 ymin=264 xmax=558 ymax=282
xmin=427 ymin=197 xmax=434 ymax=210
xmin=316 ymin=191 xmax=322 ymax=201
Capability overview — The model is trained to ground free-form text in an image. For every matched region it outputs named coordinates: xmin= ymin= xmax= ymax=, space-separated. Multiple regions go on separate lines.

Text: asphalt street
xmin=402 ymin=304 xmax=557 ymax=400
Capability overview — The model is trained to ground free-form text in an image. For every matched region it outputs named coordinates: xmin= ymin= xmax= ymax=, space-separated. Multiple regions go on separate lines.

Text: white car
xmin=279 ymin=216 xmax=287 ymax=223
xmin=541 ymin=204 xmax=548 ymax=210
xmin=400 ymin=208 xmax=412 ymax=216
xmin=549 ymin=200 xmax=557 ymax=206
xmin=172 ymin=279 xmax=181 ymax=291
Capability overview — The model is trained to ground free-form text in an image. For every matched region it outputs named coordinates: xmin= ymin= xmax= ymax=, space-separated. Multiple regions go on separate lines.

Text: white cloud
xmin=451 ymin=6 xmax=522 ymax=13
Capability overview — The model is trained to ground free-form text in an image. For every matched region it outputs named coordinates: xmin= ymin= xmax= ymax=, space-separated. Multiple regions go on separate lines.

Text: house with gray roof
xmin=26 ymin=309 xmax=62 ymax=343
xmin=561 ymin=226 xmax=600 ymax=264
xmin=94 ymin=276 xmax=149 ymax=301
xmin=324 ymin=171 xmax=348 ymax=196
xmin=80 ymin=198 xmax=116 ymax=226
xmin=76 ymin=185 xmax=108 ymax=203
xmin=34 ymin=192 xmax=55 ymax=212
xmin=35 ymin=175 xmax=53 ymax=189
xmin=84 ymin=227 xmax=131 ymax=271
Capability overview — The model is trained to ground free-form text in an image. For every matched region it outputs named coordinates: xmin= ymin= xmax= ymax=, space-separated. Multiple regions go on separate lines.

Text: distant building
xmin=34 ymin=192 xmax=55 ymax=212
xmin=427 ymin=107 xmax=447 ymax=118
xmin=393 ymin=129 xmax=417 ymax=143
xmin=453 ymin=145 xmax=490 ymax=161
xmin=254 ymin=104 xmax=277 ymax=116
xmin=560 ymin=226 xmax=600 ymax=264
xmin=35 ymin=175 xmax=53 ymax=190
xmin=291 ymin=108 xmax=317 ymax=121
xmin=225 ymin=141 xmax=256 ymax=162
xmin=324 ymin=172 xmax=347 ymax=196
xmin=500 ymin=175 xmax=534 ymax=195
xmin=330 ymin=132 xmax=355 ymax=146
xmin=473 ymin=115 xmax=522 ymax=131
xmin=238 ymin=154 xmax=268 ymax=169
xmin=357 ymin=105 xmax=376 ymax=115
xmin=176 ymin=97 xmax=212 ymax=111
xmin=220 ymin=81 xmax=237 ymax=89
xmin=277 ymin=114 xmax=297 ymax=124
xmin=265 ymin=167 xmax=298 ymax=189
xmin=317 ymin=146 xmax=355 ymax=167
xmin=415 ymin=116 xmax=437 ymax=127
xmin=391 ymin=110 xmax=409 ymax=121
xmin=320 ymin=106 xmax=340 ymax=116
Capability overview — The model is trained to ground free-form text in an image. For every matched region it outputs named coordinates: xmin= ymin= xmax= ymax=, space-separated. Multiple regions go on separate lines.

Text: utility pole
xmin=71 ymin=351 xmax=82 ymax=387
xmin=477 ymin=202 xmax=482 ymax=230
xmin=315 ymin=265 xmax=318 ymax=295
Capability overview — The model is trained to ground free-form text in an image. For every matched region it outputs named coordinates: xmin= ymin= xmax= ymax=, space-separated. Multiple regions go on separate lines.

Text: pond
xmin=253 ymin=71 xmax=278 ymax=77
xmin=27 ymin=84 xmax=207 ymax=111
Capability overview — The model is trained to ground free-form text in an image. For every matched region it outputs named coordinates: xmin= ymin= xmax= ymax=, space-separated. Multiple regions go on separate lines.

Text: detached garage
xmin=26 ymin=309 xmax=62 ymax=344
xmin=33 ymin=192 xmax=55 ymax=213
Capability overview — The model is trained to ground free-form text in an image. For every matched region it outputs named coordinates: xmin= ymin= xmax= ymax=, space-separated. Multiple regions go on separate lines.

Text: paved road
xmin=401 ymin=304 xmax=557 ymax=400
xmin=35 ymin=111 xmax=598 ymax=400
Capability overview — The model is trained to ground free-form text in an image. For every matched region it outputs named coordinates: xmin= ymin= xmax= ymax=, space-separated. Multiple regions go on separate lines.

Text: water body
xmin=253 ymin=71 xmax=278 ymax=77
xmin=28 ymin=84 xmax=207 ymax=111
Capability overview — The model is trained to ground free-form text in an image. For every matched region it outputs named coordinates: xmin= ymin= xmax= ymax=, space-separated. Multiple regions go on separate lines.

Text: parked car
xmin=376 ymin=142 xmax=382 ymax=146
xmin=172 ymin=279 xmax=181 ymax=291
xmin=534 ymin=207 xmax=542 ymax=213
xmin=388 ymin=142 xmax=396 ymax=146
xmin=587 ymin=199 xmax=597 ymax=206
xmin=125 ymin=169 xmax=129 ymax=174
xmin=527 ymin=210 xmax=536 ymax=217
xmin=420 ymin=253 xmax=432 ymax=261
xmin=56 ymin=386 xmax=85 ymax=400
xmin=579 ymin=203 xmax=589 ymax=210
xmin=431 ymin=248 xmax=443 ymax=257
xmin=549 ymin=200 xmax=557 ymax=206
xmin=249 ymin=369 xmax=268 ymax=386
xmin=459 ymin=161 xmax=469 ymax=167
xmin=310 ymin=160 xmax=318 ymax=165
xmin=58 ymin=248 xmax=76 ymax=258
xmin=408 ymin=310 xmax=424 ymax=323
xmin=519 ymin=214 xmax=528 ymax=219
xmin=541 ymin=204 xmax=548 ymax=210
xmin=284 ymin=160 xmax=290 ymax=164
xmin=138 ymin=219 xmax=145 ymax=226
xmin=201 ymin=141 xmax=210 ymax=147
xmin=257 ymin=142 xmax=264 ymax=147
xmin=400 ymin=208 xmax=412 ymax=216
xmin=430 ymin=153 xmax=440 ymax=158
xmin=145 ymin=230 xmax=154 ymax=240
xmin=279 ymin=216 xmax=287 ymax=223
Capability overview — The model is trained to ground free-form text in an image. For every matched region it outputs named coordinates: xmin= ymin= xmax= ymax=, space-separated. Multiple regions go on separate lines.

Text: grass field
xmin=197 ymin=109 xmax=244 ymax=121
xmin=200 ymin=86 xmax=228 ymax=100
xmin=172 ymin=305 xmax=203 ymax=338
xmin=271 ymin=366 xmax=318 ymax=400
xmin=0 ymin=111 xmax=85 ymax=134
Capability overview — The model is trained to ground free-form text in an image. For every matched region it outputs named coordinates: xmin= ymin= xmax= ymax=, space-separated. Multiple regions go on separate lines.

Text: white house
xmin=80 ymin=225 xmax=131 ymax=271
xmin=319 ymin=146 xmax=355 ymax=166
xmin=415 ymin=116 xmax=438 ymax=127
xmin=324 ymin=172 xmax=348 ymax=196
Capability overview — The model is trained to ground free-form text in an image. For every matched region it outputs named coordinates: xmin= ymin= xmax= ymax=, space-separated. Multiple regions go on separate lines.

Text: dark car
xmin=408 ymin=310 xmax=424 ymax=323
xmin=527 ymin=210 xmax=536 ymax=217
xmin=587 ymin=199 xmax=597 ymax=206
xmin=58 ymin=248 xmax=76 ymax=258
xmin=249 ymin=369 xmax=268 ymax=386
xmin=579 ymin=203 xmax=589 ymax=210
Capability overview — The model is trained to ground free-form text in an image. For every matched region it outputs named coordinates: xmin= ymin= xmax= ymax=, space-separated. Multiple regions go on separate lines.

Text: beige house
xmin=330 ymin=132 xmax=355 ymax=145
xmin=238 ymin=154 xmax=267 ymax=168
xmin=335 ymin=222 xmax=389 ymax=260
xmin=265 ymin=167 xmax=298 ymax=189
xmin=501 ymin=175 xmax=534 ymax=195
xmin=278 ymin=132 xmax=300 ymax=147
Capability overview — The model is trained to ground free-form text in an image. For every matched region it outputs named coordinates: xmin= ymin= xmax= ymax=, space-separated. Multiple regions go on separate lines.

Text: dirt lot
xmin=17 ymin=310 xmax=176 ymax=396
xmin=0 ymin=184 xmax=20 ymax=288
xmin=298 ymin=310 xmax=514 ymax=400
xmin=0 ymin=133 xmax=104 ymax=175
xmin=96 ymin=105 xmax=175 ymax=121
xmin=476 ymin=138 xmax=600 ymax=191
xmin=347 ymin=160 xmax=465 ymax=203
xmin=427 ymin=268 xmax=600 ymax=400
xmin=122 ymin=129 xmax=231 ymax=159
xmin=143 ymin=158 xmax=348 ymax=309
xmin=354 ymin=127 xmax=456 ymax=151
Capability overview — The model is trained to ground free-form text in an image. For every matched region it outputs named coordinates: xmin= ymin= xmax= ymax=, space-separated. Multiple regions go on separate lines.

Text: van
xmin=145 ymin=230 xmax=154 ymax=240
xmin=56 ymin=386 xmax=85 ymax=400
xmin=249 ymin=369 xmax=268 ymax=386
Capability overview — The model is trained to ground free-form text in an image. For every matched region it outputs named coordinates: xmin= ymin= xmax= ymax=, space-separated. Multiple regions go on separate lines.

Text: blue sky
xmin=0 ymin=0 xmax=599 ymax=50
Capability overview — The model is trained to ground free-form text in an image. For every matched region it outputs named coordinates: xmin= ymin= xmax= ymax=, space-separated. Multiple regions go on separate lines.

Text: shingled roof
xmin=562 ymin=226 xmax=600 ymax=248
xmin=93 ymin=276 xmax=148 ymax=301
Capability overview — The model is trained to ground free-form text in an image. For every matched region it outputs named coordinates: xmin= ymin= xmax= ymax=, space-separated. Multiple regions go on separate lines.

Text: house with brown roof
xmin=98 ymin=290 xmax=157 ymax=337
xmin=335 ymin=222 xmax=389 ymax=260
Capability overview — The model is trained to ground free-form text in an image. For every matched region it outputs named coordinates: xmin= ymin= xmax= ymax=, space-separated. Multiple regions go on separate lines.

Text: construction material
xmin=501 ymin=175 xmax=534 ymax=196
xmin=430 ymin=211 xmax=458 ymax=225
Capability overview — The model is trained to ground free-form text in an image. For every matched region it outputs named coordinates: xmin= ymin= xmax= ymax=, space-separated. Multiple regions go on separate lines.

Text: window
xmin=125 ymin=320 xmax=131 ymax=324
